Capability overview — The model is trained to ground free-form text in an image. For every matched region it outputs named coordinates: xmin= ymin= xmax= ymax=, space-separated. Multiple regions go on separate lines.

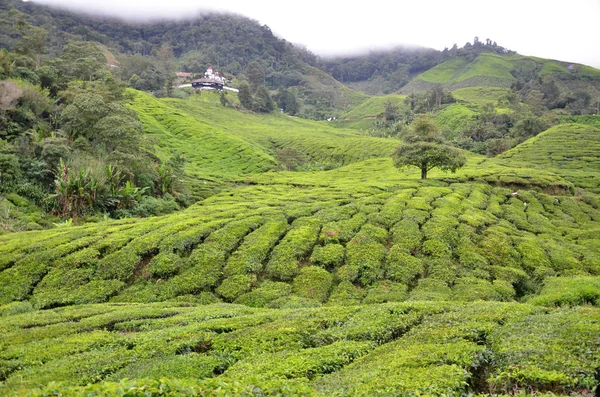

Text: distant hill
xmin=0 ymin=0 xmax=363 ymax=118
xmin=401 ymin=53 xmax=600 ymax=94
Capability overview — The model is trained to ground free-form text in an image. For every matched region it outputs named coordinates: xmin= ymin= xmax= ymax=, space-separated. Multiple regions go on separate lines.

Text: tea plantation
xmin=1 ymin=91 xmax=600 ymax=396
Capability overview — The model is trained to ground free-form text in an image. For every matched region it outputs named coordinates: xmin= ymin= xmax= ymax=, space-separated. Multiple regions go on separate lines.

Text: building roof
xmin=192 ymin=78 xmax=224 ymax=85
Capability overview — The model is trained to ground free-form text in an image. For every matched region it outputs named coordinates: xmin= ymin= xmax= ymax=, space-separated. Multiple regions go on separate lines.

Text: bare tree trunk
xmin=421 ymin=167 xmax=427 ymax=179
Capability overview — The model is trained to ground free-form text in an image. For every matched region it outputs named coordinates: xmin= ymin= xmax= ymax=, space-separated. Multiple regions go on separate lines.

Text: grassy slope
xmin=1 ymin=90 xmax=600 ymax=395
xmin=401 ymin=53 xmax=600 ymax=94
xmin=451 ymin=86 xmax=511 ymax=105
xmin=491 ymin=123 xmax=600 ymax=192
xmin=130 ymin=90 xmax=399 ymax=177
xmin=131 ymin=90 xmax=275 ymax=180
xmin=332 ymin=94 xmax=407 ymax=130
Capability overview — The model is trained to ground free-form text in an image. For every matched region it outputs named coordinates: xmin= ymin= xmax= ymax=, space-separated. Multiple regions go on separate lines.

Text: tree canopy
xmin=393 ymin=118 xmax=466 ymax=179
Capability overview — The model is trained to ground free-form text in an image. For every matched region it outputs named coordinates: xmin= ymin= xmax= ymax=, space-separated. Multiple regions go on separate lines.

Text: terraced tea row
xmin=1 ymin=183 xmax=599 ymax=309
xmin=496 ymin=123 xmax=600 ymax=192
xmin=130 ymin=91 xmax=399 ymax=179
xmin=0 ymin=301 xmax=598 ymax=396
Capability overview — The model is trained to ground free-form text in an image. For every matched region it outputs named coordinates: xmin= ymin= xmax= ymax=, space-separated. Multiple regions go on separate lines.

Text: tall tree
xmin=245 ymin=61 xmax=265 ymax=90
xmin=393 ymin=118 xmax=466 ymax=179
xmin=238 ymin=81 xmax=253 ymax=110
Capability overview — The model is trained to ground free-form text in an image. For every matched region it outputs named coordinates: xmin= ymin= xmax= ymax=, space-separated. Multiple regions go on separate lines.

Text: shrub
xmin=148 ymin=252 xmax=183 ymax=279
xmin=385 ymin=247 xmax=425 ymax=285
xmin=266 ymin=220 xmax=320 ymax=281
xmin=293 ymin=266 xmax=333 ymax=302
xmin=408 ymin=278 xmax=451 ymax=301
xmin=267 ymin=295 xmax=321 ymax=309
xmin=362 ymin=280 xmax=408 ymax=304
xmin=223 ymin=341 xmax=372 ymax=381
xmin=234 ymin=281 xmax=292 ymax=308
xmin=451 ymin=277 xmax=503 ymax=302
xmin=111 ymin=353 xmax=224 ymax=380
xmin=390 ymin=218 xmax=422 ymax=253
xmin=529 ymin=276 xmax=600 ymax=307
xmin=224 ymin=218 xmax=288 ymax=277
xmin=216 ymin=274 xmax=255 ymax=301
xmin=310 ymin=244 xmax=345 ymax=269
xmin=0 ymin=301 xmax=33 ymax=317
xmin=327 ymin=281 xmax=365 ymax=306
xmin=345 ymin=234 xmax=386 ymax=286
xmin=95 ymin=249 xmax=140 ymax=281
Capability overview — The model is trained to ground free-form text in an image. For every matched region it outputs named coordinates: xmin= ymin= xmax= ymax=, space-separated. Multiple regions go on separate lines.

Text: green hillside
xmin=2 ymin=2 xmax=600 ymax=395
xmin=130 ymin=90 xmax=399 ymax=177
xmin=1 ymin=173 xmax=600 ymax=395
xmin=2 ymin=87 xmax=600 ymax=394
xmin=333 ymin=94 xmax=407 ymax=130
xmin=491 ymin=123 xmax=600 ymax=192
xmin=401 ymin=53 xmax=600 ymax=94
xmin=1 ymin=301 xmax=598 ymax=396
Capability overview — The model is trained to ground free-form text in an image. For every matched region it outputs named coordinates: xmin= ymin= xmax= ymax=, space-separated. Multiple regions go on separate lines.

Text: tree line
xmin=0 ymin=12 xmax=188 ymax=225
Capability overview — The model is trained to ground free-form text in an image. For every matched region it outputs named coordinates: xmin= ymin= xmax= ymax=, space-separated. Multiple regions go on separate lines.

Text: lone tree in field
xmin=393 ymin=118 xmax=466 ymax=179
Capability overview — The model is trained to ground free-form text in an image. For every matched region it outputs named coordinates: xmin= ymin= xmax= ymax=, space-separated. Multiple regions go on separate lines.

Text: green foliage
xmin=529 ymin=276 xmax=600 ymax=307
xmin=234 ymin=281 xmax=291 ymax=308
xmin=393 ymin=119 xmax=467 ymax=179
xmin=216 ymin=274 xmax=254 ymax=301
xmin=495 ymin=123 xmax=600 ymax=192
xmin=488 ymin=307 xmax=600 ymax=394
xmin=148 ymin=252 xmax=183 ymax=279
xmin=266 ymin=219 xmax=320 ymax=281
xmin=362 ymin=280 xmax=408 ymax=304
xmin=310 ymin=243 xmax=345 ymax=269
xmin=0 ymin=11 xmax=599 ymax=394
xmin=292 ymin=266 xmax=333 ymax=302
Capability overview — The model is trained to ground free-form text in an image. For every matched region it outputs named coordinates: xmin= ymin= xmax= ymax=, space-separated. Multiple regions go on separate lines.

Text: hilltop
xmin=401 ymin=52 xmax=600 ymax=94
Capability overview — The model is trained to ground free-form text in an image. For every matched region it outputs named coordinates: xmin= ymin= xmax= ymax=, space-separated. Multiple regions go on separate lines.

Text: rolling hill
xmin=492 ymin=123 xmax=600 ymax=192
xmin=401 ymin=52 xmax=600 ymax=94
xmin=1 ymin=87 xmax=600 ymax=395
xmin=2 ymin=2 xmax=600 ymax=395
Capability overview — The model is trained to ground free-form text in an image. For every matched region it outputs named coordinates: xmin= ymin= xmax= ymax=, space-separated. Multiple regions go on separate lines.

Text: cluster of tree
xmin=405 ymin=86 xmax=456 ymax=113
xmin=443 ymin=37 xmax=514 ymax=62
xmin=368 ymin=87 xmax=455 ymax=138
xmin=237 ymin=61 xmax=275 ymax=113
xmin=0 ymin=14 xmax=189 ymax=222
xmin=319 ymin=47 xmax=441 ymax=92
xmin=0 ymin=1 xmax=346 ymax=118
xmin=509 ymin=74 xmax=599 ymax=116
xmin=454 ymin=102 xmax=556 ymax=156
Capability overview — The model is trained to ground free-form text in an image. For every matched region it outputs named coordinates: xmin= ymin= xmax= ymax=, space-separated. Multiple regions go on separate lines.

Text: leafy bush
xmin=327 ymin=281 xmax=366 ymax=306
xmin=266 ymin=220 xmax=320 ymax=281
xmin=528 ymin=276 xmax=600 ymax=307
xmin=310 ymin=243 xmax=345 ymax=269
xmin=385 ymin=247 xmax=425 ymax=285
xmin=362 ymin=280 xmax=408 ymax=304
xmin=216 ymin=275 xmax=255 ymax=301
xmin=408 ymin=278 xmax=452 ymax=301
xmin=292 ymin=266 xmax=333 ymax=302
xmin=234 ymin=281 xmax=292 ymax=307
xmin=148 ymin=252 xmax=183 ymax=279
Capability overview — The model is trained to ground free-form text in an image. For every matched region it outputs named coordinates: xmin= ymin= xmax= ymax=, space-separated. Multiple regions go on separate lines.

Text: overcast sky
xmin=29 ymin=0 xmax=600 ymax=68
